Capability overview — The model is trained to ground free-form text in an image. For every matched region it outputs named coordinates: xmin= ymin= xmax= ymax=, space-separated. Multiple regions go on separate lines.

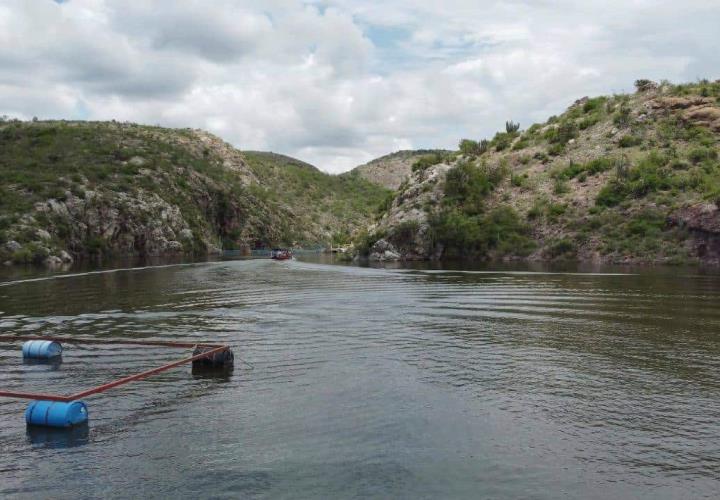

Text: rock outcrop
xmin=358 ymin=79 xmax=720 ymax=265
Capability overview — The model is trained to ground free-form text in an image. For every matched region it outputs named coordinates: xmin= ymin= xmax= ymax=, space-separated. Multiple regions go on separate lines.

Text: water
xmin=1 ymin=259 xmax=719 ymax=499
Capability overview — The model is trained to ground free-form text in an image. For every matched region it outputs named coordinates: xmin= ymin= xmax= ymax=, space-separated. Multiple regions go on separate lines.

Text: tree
xmin=458 ymin=139 xmax=480 ymax=155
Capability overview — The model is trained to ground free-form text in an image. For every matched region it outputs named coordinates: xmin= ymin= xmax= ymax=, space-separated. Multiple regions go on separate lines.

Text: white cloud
xmin=0 ymin=0 xmax=718 ymax=173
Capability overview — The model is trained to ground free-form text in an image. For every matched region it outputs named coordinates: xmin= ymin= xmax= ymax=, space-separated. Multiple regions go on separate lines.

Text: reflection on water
xmin=0 ymin=258 xmax=719 ymax=499
xmin=26 ymin=423 xmax=90 ymax=449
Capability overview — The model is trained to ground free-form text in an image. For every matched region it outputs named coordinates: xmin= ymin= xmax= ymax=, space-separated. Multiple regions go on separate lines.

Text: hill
xmin=352 ymin=150 xmax=450 ymax=190
xmin=0 ymin=121 xmax=389 ymax=265
xmin=358 ymin=79 xmax=720 ymax=265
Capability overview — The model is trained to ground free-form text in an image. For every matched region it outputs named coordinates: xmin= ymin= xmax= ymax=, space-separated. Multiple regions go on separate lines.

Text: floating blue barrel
xmin=25 ymin=400 xmax=88 ymax=428
xmin=22 ymin=340 xmax=62 ymax=359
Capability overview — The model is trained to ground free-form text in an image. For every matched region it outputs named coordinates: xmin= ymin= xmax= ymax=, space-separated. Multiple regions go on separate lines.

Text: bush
xmin=444 ymin=162 xmax=492 ymax=213
xmin=412 ymin=153 xmax=448 ymax=172
xmin=687 ymin=146 xmax=717 ymax=164
xmin=492 ymin=132 xmax=514 ymax=151
xmin=390 ymin=220 xmax=420 ymax=246
xmin=618 ymin=135 xmax=642 ymax=148
xmin=459 ymin=139 xmax=480 ymax=156
xmin=613 ymin=106 xmax=632 ymax=127
xmin=510 ymin=173 xmax=527 ymax=187
xmin=548 ymin=143 xmax=565 ymax=156
xmin=429 ymin=206 xmax=534 ymax=258
xmin=582 ymin=97 xmax=605 ymax=114
xmin=546 ymin=238 xmax=576 ymax=258
xmin=553 ymin=178 xmax=570 ymax=195
xmin=634 ymin=79 xmax=657 ymax=92
xmin=512 ymin=138 xmax=530 ymax=151
xmin=546 ymin=203 xmax=567 ymax=219
xmin=545 ymin=121 xmax=577 ymax=145
xmin=596 ymin=181 xmax=627 ymax=207
xmin=578 ymin=115 xmax=601 ymax=130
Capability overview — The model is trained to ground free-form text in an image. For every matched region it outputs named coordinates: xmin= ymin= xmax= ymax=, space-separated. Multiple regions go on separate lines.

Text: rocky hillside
xmin=359 ymin=79 xmax=720 ymax=265
xmin=0 ymin=121 xmax=389 ymax=266
xmin=352 ymin=150 xmax=449 ymax=190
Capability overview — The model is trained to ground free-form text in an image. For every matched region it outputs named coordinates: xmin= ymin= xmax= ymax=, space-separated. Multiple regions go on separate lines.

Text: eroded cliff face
xmin=360 ymin=80 xmax=720 ymax=265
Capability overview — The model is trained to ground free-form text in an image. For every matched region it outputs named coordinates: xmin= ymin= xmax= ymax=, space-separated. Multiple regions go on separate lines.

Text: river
xmin=1 ymin=258 xmax=719 ymax=498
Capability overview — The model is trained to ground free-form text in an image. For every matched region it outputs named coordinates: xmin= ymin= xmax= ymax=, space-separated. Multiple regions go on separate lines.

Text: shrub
xmin=553 ymin=178 xmax=570 ymax=195
xmin=459 ymin=139 xmax=480 ymax=156
xmin=546 ymin=238 xmax=576 ymax=258
xmin=634 ymin=79 xmax=657 ymax=92
xmin=548 ymin=143 xmax=565 ymax=156
xmin=596 ymin=181 xmax=627 ymax=207
xmin=412 ymin=153 xmax=448 ymax=172
xmin=613 ymin=106 xmax=632 ymax=127
xmin=533 ymin=151 xmax=549 ymax=163
xmin=582 ymin=97 xmax=605 ymax=113
xmin=429 ymin=206 xmax=534 ymax=258
xmin=687 ymin=146 xmax=717 ymax=164
xmin=354 ymin=229 xmax=386 ymax=256
xmin=492 ymin=132 xmax=514 ymax=151
xmin=545 ymin=121 xmax=577 ymax=145
xmin=389 ymin=220 xmax=420 ymax=246
xmin=512 ymin=138 xmax=530 ymax=151
xmin=510 ymin=173 xmax=527 ymax=187
xmin=578 ymin=115 xmax=600 ymax=130
xmin=444 ymin=162 xmax=492 ymax=214
xmin=618 ymin=135 xmax=642 ymax=148
xmin=546 ymin=202 xmax=567 ymax=219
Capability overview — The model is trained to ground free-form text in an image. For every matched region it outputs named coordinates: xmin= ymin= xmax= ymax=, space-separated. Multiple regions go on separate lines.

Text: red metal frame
xmin=0 ymin=336 xmax=231 ymax=402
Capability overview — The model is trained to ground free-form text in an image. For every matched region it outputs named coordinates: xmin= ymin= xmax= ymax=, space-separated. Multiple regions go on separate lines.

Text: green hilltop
xmin=0 ymin=121 xmax=389 ymax=265
xmin=358 ymin=79 xmax=720 ymax=265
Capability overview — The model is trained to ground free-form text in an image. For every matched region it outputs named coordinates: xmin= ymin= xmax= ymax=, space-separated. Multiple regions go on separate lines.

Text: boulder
xmin=369 ymin=239 xmax=401 ymax=261
xmin=128 ymin=156 xmax=146 ymax=166
xmin=59 ymin=250 xmax=74 ymax=264
xmin=44 ymin=255 xmax=63 ymax=267
xmin=5 ymin=240 xmax=22 ymax=252
xmin=35 ymin=229 xmax=51 ymax=241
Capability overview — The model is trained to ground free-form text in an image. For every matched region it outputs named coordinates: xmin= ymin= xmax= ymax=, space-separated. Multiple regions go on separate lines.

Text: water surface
xmin=1 ymin=259 xmax=719 ymax=498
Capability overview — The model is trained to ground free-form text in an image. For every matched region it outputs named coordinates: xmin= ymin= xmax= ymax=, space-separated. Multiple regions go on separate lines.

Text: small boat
xmin=270 ymin=248 xmax=293 ymax=260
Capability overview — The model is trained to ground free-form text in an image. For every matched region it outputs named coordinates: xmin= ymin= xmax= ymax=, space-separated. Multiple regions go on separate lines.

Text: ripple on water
xmin=0 ymin=259 xmax=719 ymax=498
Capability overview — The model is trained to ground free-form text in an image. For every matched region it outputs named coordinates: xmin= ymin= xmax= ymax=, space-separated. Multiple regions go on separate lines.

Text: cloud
xmin=0 ymin=0 xmax=718 ymax=173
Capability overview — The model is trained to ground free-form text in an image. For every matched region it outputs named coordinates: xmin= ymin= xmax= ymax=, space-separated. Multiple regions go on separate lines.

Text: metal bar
xmin=0 ymin=335 xmax=223 ymax=349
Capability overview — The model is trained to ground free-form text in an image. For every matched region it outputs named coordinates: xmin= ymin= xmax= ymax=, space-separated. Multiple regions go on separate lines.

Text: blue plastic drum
xmin=22 ymin=340 xmax=62 ymax=359
xmin=25 ymin=400 xmax=88 ymax=428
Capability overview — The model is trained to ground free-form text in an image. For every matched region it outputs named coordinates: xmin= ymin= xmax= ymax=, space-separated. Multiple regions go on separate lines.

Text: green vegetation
xmin=426 ymin=161 xmax=534 ymax=258
xmin=0 ymin=121 xmax=390 ymax=263
xmin=412 ymin=151 xmax=452 ymax=172
xmin=371 ymin=79 xmax=720 ymax=264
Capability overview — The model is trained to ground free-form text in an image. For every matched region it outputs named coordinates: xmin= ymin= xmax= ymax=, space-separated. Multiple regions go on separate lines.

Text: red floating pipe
xmin=68 ymin=345 xmax=229 ymax=400
xmin=0 ymin=337 xmax=231 ymax=402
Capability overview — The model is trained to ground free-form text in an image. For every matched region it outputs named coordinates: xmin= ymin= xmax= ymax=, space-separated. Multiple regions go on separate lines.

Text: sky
xmin=1 ymin=1 xmax=718 ymax=173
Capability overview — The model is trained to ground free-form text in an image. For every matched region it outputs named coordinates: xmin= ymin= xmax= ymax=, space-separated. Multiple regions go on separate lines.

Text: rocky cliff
xmin=352 ymin=150 xmax=450 ymax=190
xmin=359 ymin=79 xmax=720 ymax=265
xmin=0 ymin=121 xmax=388 ymax=266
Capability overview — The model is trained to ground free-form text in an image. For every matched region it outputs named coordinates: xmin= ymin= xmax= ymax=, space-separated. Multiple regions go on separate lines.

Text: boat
xmin=270 ymin=248 xmax=293 ymax=260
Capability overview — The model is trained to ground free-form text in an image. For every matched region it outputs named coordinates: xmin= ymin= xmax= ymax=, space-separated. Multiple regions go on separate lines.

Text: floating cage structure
xmin=0 ymin=335 xmax=233 ymax=428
